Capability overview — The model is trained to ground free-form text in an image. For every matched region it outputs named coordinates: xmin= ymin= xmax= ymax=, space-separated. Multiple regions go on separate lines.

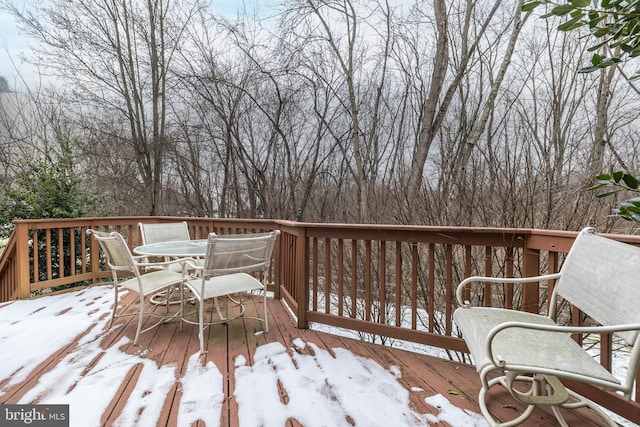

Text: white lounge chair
xmin=181 ymin=231 xmax=280 ymax=355
xmin=453 ymin=227 xmax=640 ymax=426
xmin=88 ymin=229 xmax=188 ymax=345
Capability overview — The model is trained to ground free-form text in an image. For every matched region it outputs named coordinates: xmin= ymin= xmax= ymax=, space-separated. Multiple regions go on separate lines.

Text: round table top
xmin=134 ymin=239 xmax=208 ymax=257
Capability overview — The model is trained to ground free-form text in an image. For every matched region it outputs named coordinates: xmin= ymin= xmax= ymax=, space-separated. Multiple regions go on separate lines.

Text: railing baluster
xmin=33 ymin=231 xmax=40 ymax=285
xmin=379 ymin=240 xmax=386 ymax=325
xmin=484 ymin=246 xmax=492 ymax=307
xmin=445 ymin=244 xmax=453 ymax=335
xmin=395 ymin=242 xmax=402 ymax=327
xmin=505 ymin=247 xmax=514 ymax=310
xmin=351 ymin=239 xmax=357 ymax=319
xmin=58 ymin=228 xmax=64 ymax=279
xmin=312 ymin=237 xmax=318 ymax=312
xmin=45 ymin=229 xmax=52 ymax=282
xmin=426 ymin=243 xmax=433 ymax=333
xmin=324 ymin=237 xmax=331 ymax=315
xmin=338 ymin=239 xmax=344 ymax=317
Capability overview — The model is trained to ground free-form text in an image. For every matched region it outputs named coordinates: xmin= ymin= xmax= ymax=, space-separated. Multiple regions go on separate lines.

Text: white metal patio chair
xmin=138 ymin=221 xmax=191 ymax=245
xmin=181 ymin=230 xmax=280 ymax=355
xmin=87 ymin=229 xmax=188 ymax=345
xmin=138 ymin=221 xmax=204 ymax=272
xmin=453 ymin=227 xmax=640 ymax=426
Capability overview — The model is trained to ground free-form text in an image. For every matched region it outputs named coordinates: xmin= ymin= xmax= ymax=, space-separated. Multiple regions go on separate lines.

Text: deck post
xmin=295 ymin=226 xmax=308 ymax=329
xmin=88 ymin=222 xmax=101 ymax=284
xmin=522 ymin=235 xmax=540 ymax=313
xmin=14 ymin=221 xmax=30 ymax=299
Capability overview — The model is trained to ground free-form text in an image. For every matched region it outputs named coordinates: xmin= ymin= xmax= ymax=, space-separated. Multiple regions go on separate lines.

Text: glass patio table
xmin=134 ymin=239 xmax=208 ymax=258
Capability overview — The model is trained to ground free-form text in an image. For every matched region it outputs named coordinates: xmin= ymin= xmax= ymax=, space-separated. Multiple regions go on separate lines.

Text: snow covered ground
xmin=0 ymin=286 xmax=489 ymax=426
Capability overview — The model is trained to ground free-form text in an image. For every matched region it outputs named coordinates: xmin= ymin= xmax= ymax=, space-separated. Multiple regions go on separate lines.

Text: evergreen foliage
xmin=0 ymin=136 xmax=100 ymax=237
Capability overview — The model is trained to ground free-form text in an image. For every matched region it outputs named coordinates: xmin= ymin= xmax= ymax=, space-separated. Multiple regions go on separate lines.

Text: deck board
xmin=0 ymin=288 xmax=620 ymax=426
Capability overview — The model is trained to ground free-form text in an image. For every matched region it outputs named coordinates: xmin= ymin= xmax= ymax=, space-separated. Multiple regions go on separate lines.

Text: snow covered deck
xmin=0 ymin=286 xmax=614 ymax=426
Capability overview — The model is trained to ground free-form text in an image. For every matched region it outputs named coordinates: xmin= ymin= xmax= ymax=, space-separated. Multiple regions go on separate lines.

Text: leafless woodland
xmin=1 ymin=0 xmax=639 ymax=233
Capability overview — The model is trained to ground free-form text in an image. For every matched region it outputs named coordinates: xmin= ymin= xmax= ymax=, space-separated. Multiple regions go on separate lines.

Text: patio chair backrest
xmin=138 ymin=221 xmax=191 ymax=245
xmin=552 ymin=227 xmax=640 ymax=345
xmin=202 ymin=231 xmax=280 ymax=278
xmin=88 ymin=230 xmax=137 ymax=274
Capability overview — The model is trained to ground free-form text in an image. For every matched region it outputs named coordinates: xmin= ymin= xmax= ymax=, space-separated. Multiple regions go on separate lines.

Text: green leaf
xmin=586 ymin=183 xmax=609 ymax=191
xmin=587 ymin=12 xmax=607 ymax=28
xmin=551 ymin=5 xmax=577 ymax=16
xmin=578 ymin=65 xmax=599 ymax=73
xmin=623 ymin=174 xmax=640 ymax=189
xmin=596 ymin=190 xmax=623 ymax=198
xmin=621 ymin=43 xmax=634 ymax=53
xmin=595 ymin=174 xmax=612 ymax=180
xmin=630 ymin=45 xmax=640 ymax=57
xmin=586 ymin=40 xmax=609 ymax=52
xmin=613 ymin=171 xmax=625 ymax=182
xmin=587 ymin=184 xmax=603 ymax=191
xmin=570 ymin=9 xmax=584 ymax=18
xmin=521 ymin=1 xmax=542 ymax=12
xmin=598 ymin=57 xmax=623 ymax=67
xmin=571 ymin=0 xmax=591 ymax=6
xmin=558 ymin=15 xmax=586 ymax=31
xmin=592 ymin=27 xmax=611 ymax=37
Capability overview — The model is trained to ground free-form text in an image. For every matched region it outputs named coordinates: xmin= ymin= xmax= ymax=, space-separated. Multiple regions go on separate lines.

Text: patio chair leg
xmin=479 ymin=376 xmax=538 ymax=427
xmin=179 ymin=283 xmax=184 ymax=332
xmin=479 ymin=373 xmax=619 ymax=427
xmin=199 ymin=299 xmax=206 ymax=355
xmin=109 ymin=286 xmax=118 ymax=328
xmin=263 ymin=292 xmax=269 ymax=333
xmin=214 ymin=297 xmax=226 ymax=322
xmin=133 ymin=294 xmax=145 ymax=345
xmin=553 ymin=388 xmax=618 ymax=427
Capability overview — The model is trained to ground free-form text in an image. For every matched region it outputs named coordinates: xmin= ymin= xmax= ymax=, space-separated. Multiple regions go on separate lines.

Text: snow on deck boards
xmin=0 ymin=286 xmax=613 ymax=426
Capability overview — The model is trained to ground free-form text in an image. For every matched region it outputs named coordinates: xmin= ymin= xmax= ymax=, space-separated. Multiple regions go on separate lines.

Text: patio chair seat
xmin=185 ymin=272 xmax=265 ymax=300
xmin=453 ymin=307 xmax=618 ymax=385
xmin=118 ymin=269 xmax=185 ymax=295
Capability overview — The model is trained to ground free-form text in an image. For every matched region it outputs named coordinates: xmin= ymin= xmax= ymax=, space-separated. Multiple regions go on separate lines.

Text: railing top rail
xmin=11 ymin=216 xmax=640 ymax=238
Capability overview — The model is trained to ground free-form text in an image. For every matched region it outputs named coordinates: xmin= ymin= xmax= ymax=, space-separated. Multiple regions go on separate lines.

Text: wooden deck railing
xmin=1 ymin=217 xmax=639 ymax=423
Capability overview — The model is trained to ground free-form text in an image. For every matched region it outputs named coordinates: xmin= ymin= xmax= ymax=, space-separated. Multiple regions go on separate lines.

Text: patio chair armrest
xmin=135 ymin=256 xmax=195 ymax=270
xmin=182 ymin=258 xmax=204 ymax=272
xmin=486 ymin=321 xmax=640 ymax=368
xmin=456 ymin=272 xmax=562 ymax=307
xmin=131 ymin=254 xmax=149 ymax=262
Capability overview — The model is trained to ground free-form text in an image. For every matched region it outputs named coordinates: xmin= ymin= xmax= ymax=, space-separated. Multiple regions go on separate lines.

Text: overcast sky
xmin=0 ymin=5 xmax=29 ymax=87
xmin=0 ymin=0 xmax=275 ymax=90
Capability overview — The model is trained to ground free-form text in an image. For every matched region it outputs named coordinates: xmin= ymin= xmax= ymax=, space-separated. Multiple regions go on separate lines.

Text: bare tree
xmin=405 ymin=1 xmax=525 ymax=198
xmin=2 ymin=0 xmax=205 ymax=214
xmin=275 ymin=0 xmax=401 ymax=222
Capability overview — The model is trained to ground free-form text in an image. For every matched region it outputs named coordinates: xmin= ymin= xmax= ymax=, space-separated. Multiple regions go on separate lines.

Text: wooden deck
xmin=1 ymin=288 xmax=618 ymax=426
